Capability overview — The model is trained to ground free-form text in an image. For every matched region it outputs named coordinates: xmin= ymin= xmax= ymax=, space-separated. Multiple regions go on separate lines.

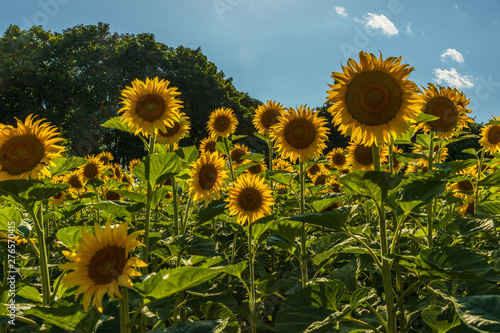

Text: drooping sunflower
xmin=347 ymin=139 xmax=388 ymax=171
xmin=207 ymin=107 xmax=238 ymax=138
xmin=246 ymin=161 xmax=267 ymax=176
xmin=189 ymin=152 xmax=229 ymax=204
xmin=59 ymin=221 xmax=146 ymax=312
xmin=0 ymin=114 xmax=64 ymax=180
xmin=414 ymin=84 xmax=473 ymax=137
xmin=326 ymin=51 xmax=421 ymax=146
xmin=450 ymin=167 xmax=477 ymax=199
xmin=230 ymin=143 xmax=250 ymax=166
xmin=79 ymin=155 xmax=104 ymax=183
xmin=479 ymin=117 xmax=500 ymax=154
xmin=270 ymin=105 xmax=330 ymax=163
xmin=253 ymin=101 xmax=285 ymax=136
xmin=118 ymin=77 xmax=183 ymax=137
xmin=156 ymin=112 xmax=191 ymax=146
xmin=199 ymin=137 xmax=218 ymax=155
xmin=326 ymin=148 xmax=350 ymax=170
xmin=97 ymin=152 xmax=114 ymax=166
xmin=104 ymin=188 xmax=122 ymax=201
xmin=226 ymin=173 xmax=275 ymax=226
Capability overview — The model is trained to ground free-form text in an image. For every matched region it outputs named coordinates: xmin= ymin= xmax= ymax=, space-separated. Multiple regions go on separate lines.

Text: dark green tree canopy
xmin=0 ymin=23 xmax=261 ymax=164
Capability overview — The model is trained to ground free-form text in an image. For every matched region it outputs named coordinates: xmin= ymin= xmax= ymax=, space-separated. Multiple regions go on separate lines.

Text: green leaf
xmin=133 ymin=153 xmax=182 ymax=187
xmin=311 ymin=196 xmax=343 ymax=213
xmin=0 ymin=206 xmax=22 ymax=231
xmin=241 ymin=153 xmax=265 ymax=163
xmin=100 ymin=116 xmax=132 ymax=133
xmin=200 ymin=301 xmax=239 ymax=332
xmin=338 ymin=171 xmax=403 ymax=207
xmin=393 ymin=128 xmax=414 ymax=145
xmin=422 ymin=304 xmax=461 ymax=333
xmin=48 ymin=156 xmax=88 ymax=177
xmin=135 ymin=266 xmax=226 ymax=300
xmin=149 ymin=320 xmax=229 ymax=333
xmin=17 ymin=285 xmax=42 ymax=303
xmin=267 ymin=170 xmax=297 ymax=186
xmin=462 ymin=148 xmax=477 ymax=155
xmin=254 ymin=132 xmax=270 ymax=143
xmin=86 ymin=201 xmax=144 ymax=220
xmin=175 ymin=145 xmax=200 ymax=164
xmin=287 ymin=209 xmax=348 ymax=231
xmin=447 ymin=217 xmax=499 ymax=238
xmin=400 ymin=180 xmax=447 ymax=203
xmin=56 ymin=226 xmax=94 ymax=247
xmin=479 ymin=201 xmax=500 ymax=215
xmin=193 ymin=200 xmax=227 ymax=224
xmin=415 ymin=112 xmax=440 ymax=124
xmin=479 ymin=171 xmax=500 ymax=187
xmin=166 ymin=235 xmax=217 ymax=257
xmin=27 ymin=181 xmax=69 ymax=202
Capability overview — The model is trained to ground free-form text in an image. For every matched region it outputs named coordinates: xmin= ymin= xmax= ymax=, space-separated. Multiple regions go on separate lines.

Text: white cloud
xmin=405 ymin=23 xmax=413 ymax=36
xmin=363 ymin=13 xmax=398 ymax=36
xmin=441 ymin=48 xmax=464 ymax=63
xmin=433 ymin=68 xmax=474 ymax=88
xmin=335 ymin=6 xmax=348 ymax=18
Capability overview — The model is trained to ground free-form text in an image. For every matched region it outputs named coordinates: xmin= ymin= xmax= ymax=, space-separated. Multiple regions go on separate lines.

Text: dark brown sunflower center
xmin=99 ymin=156 xmax=111 ymax=165
xmin=204 ymin=141 xmax=217 ymax=153
xmin=114 ymin=168 xmax=121 ymax=178
xmin=458 ymin=180 xmax=474 ymax=192
xmin=214 ymin=115 xmax=230 ymax=133
xmin=331 ymin=183 xmax=341 ymax=193
xmin=345 ymin=71 xmax=403 ymax=126
xmin=466 ymin=201 xmax=475 ymax=214
xmin=69 ymin=176 xmax=83 ymax=189
xmin=84 ymin=163 xmax=98 ymax=179
xmin=52 ymin=192 xmax=63 ymax=200
xmin=261 ymin=109 xmax=280 ymax=129
xmin=354 ymin=145 xmax=373 ymax=166
xmin=425 ymin=96 xmax=459 ymax=132
xmin=88 ymin=245 xmax=126 ymax=285
xmin=333 ymin=154 xmax=346 ymax=166
xmin=159 ymin=122 xmax=180 ymax=138
xmin=198 ymin=164 xmax=218 ymax=190
xmin=309 ymin=164 xmax=320 ymax=176
xmin=283 ymin=118 xmax=316 ymax=149
xmin=238 ymin=187 xmax=262 ymax=212
xmin=106 ymin=190 xmax=121 ymax=201
xmin=0 ymin=134 xmax=45 ymax=176
xmin=231 ymin=149 xmax=246 ymax=165
xmin=248 ymin=163 xmax=263 ymax=174
xmin=487 ymin=126 xmax=500 ymax=144
xmin=136 ymin=94 xmax=166 ymax=122
xmin=314 ymin=175 xmax=327 ymax=186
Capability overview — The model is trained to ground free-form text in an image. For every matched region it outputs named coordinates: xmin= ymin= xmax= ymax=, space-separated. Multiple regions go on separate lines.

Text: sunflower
xmin=189 ymin=152 xmax=229 ymax=204
xmin=311 ymin=169 xmax=331 ymax=187
xmin=207 ymin=107 xmax=238 ymax=138
xmin=79 ymin=155 xmax=104 ymax=183
xmin=450 ymin=167 xmax=477 ymax=199
xmin=110 ymin=163 xmax=123 ymax=181
xmin=118 ymin=77 xmax=182 ymax=137
xmin=347 ymin=139 xmax=388 ymax=171
xmin=65 ymin=170 xmax=87 ymax=196
xmin=307 ymin=163 xmax=326 ymax=180
xmin=105 ymin=189 xmax=122 ymax=201
xmin=253 ymin=101 xmax=285 ymax=136
xmin=0 ymin=114 xmax=64 ymax=180
xmin=458 ymin=196 xmax=475 ymax=215
xmin=326 ymin=148 xmax=349 ymax=170
xmin=199 ymin=137 xmax=218 ymax=155
xmin=414 ymin=84 xmax=473 ymax=137
xmin=156 ymin=112 xmax=191 ymax=145
xmin=270 ymin=105 xmax=330 ymax=163
xmin=230 ymin=143 xmax=250 ymax=166
xmin=246 ymin=161 xmax=267 ymax=176
xmin=128 ymin=159 xmax=141 ymax=172
xmin=412 ymin=143 xmax=449 ymax=165
xmin=50 ymin=190 xmax=69 ymax=206
xmin=326 ymin=51 xmax=421 ymax=146
xmin=59 ymin=221 xmax=146 ymax=312
xmin=479 ymin=117 xmax=500 ymax=154
xmin=97 ymin=152 xmax=114 ymax=166
xmin=273 ymin=158 xmax=294 ymax=172
xmin=226 ymin=174 xmax=275 ymax=226
xmin=389 ymin=145 xmax=404 ymax=174
xmin=405 ymin=161 xmax=429 ymax=174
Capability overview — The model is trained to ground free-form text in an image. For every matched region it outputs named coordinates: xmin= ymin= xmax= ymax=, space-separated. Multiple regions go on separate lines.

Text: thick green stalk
xmin=248 ymin=223 xmax=257 ymax=333
xmin=427 ymin=132 xmax=435 ymax=248
xmin=120 ymin=288 xmax=130 ymax=333
xmin=142 ymin=133 xmax=156 ymax=274
xmin=223 ymin=137 xmax=235 ymax=182
xmin=372 ymin=144 xmax=380 ymax=171
xmin=389 ymin=143 xmax=394 ymax=174
xmin=171 ymin=175 xmax=180 ymax=236
xmin=475 ymin=147 xmax=485 ymax=205
xmin=299 ymin=161 xmax=308 ymax=288
xmin=34 ymin=206 xmax=51 ymax=306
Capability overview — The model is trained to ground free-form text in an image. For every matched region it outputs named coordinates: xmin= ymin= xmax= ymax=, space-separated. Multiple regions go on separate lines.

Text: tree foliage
xmin=0 ymin=23 xmax=261 ymax=164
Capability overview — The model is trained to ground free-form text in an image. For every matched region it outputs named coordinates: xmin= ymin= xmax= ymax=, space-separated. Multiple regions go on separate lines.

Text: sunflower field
xmin=1 ymin=51 xmax=500 ymax=333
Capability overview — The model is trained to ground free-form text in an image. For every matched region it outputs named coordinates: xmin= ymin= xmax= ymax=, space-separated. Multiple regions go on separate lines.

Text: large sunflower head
xmin=207 ymin=107 xmax=238 ymax=138
xmin=230 ymin=143 xmax=250 ymax=166
xmin=65 ymin=170 xmax=87 ymax=197
xmin=414 ymin=84 xmax=473 ymax=136
xmin=479 ymin=117 xmax=500 ymax=155
xmin=226 ymin=173 xmax=275 ymax=226
xmin=326 ymin=51 xmax=421 ymax=146
xmin=59 ymin=221 xmax=146 ymax=312
xmin=156 ymin=112 xmax=191 ymax=145
xmin=347 ymin=139 xmax=388 ymax=171
xmin=78 ymin=155 xmax=105 ymax=183
xmin=199 ymin=137 xmax=218 ymax=155
xmin=253 ymin=101 xmax=285 ymax=136
xmin=118 ymin=77 xmax=183 ymax=137
xmin=270 ymin=105 xmax=330 ymax=163
xmin=189 ymin=152 xmax=229 ymax=204
xmin=0 ymin=114 xmax=65 ymax=180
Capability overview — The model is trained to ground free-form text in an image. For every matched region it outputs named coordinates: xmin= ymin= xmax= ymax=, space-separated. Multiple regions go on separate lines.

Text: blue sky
xmin=1 ymin=0 xmax=499 ymax=124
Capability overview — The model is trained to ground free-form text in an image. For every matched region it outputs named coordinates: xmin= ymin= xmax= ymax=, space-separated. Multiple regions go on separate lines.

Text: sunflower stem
xmin=248 ymin=223 xmax=257 ymax=333
xmin=34 ymin=206 xmax=51 ymax=306
xmin=181 ymin=194 xmax=193 ymax=235
xmin=427 ymin=132 xmax=435 ymax=248
xmin=120 ymin=288 xmax=130 ymax=333
xmin=223 ymin=137 xmax=235 ymax=182
xmin=475 ymin=147 xmax=485 ymax=205
xmin=371 ymin=144 xmax=381 ymax=171
xmin=143 ymin=133 xmax=156 ymax=275
xmin=299 ymin=161 xmax=308 ymax=288
xmin=389 ymin=143 xmax=394 ymax=174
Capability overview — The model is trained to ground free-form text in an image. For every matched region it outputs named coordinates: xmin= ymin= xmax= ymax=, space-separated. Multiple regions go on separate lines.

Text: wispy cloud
xmin=433 ymin=68 xmax=474 ymax=88
xmin=405 ymin=23 xmax=413 ymax=36
xmin=441 ymin=48 xmax=464 ymax=63
xmin=335 ymin=6 xmax=348 ymax=18
xmin=363 ymin=13 xmax=398 ymax=36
